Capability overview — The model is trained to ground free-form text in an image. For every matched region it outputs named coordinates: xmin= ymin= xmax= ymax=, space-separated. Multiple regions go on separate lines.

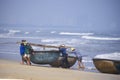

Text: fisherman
xmin=71 ymin=48 xmax=85 ymax=70
xmin=59 ymin=44 xmax=70 ymax=68
xmin=19 ymin=40 xmax=29 ymax=65
xmin=23 ymin=41 xmax=33 ymax=65
xmin=20 ymin=42 xmax=25 ymax=64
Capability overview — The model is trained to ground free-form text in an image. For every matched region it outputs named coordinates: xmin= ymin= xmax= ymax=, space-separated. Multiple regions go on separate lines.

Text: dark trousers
xmin=61 ymin=54 xmax=70 ymax=68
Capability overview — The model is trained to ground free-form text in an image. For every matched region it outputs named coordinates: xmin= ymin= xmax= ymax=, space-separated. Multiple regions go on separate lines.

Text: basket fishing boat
xmin=50 ymin=56 xmax=77 ymax=68
xmin=93 ymin=58 xmax=120 ymax=74
xmin=30 ymin=50 xmax=60 ymax=64
xmin=17 ymin=42 xmax=74 ymax=67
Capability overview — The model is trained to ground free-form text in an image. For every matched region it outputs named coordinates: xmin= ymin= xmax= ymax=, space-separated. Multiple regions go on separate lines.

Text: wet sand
xmin=0 ymin=59 xmax=119 ymax=80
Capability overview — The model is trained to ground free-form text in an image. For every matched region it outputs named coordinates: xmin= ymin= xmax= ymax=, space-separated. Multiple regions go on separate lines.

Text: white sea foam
xmin=0 ymin=33 xmax=14 ymax=38
xmin=66 ymin=39 xmax=78 ymax=44
xmin=8 ymin=29 xmax=21 ymax=35
xmin=41 ymin=38 xmax=79 ymax=45
xmin=8 ymin=29 xmax=21 ymax=33
xmin=59 ymin=32 xmax=94 ymax=36
xmin=32 ymin=46 xmax=43 ymax=50
xmin=82 ymin=36 xmax=120 ymax=40
xmin=94 ymin=52 xmax=120 ymax=60
xmin=24 ymin=32 xmax=29 ymax=34
xmin=50 ymin=31 xmax=56 ymax=34
xmin=41 ymin=39 xmax=59 ymax=43
xmin=0 ymin=29 xmax=21 ymax=38
xmin=0 ymin=35 xmax=41 ymax=39
xmin=40 ymin=38 xmax=86 ymax=46
xmin=0 ymin=51 xmax=18 ymax=55
xmin=82 ymin=57 xmax=93 ymax=63
xmin=86 ymin=67 xmax=96 ymax=70
xmin=36 ymin=30 xmax=41 ymax=33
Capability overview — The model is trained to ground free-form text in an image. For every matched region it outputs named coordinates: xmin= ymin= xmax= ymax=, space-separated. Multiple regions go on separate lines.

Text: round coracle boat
xmin=50 ymin=56 xmax=77 ymax=68
xmin=30 ymin=50 xmax=60 ymax=64
xmin=93 ymin=58 xmax=120 ymax=74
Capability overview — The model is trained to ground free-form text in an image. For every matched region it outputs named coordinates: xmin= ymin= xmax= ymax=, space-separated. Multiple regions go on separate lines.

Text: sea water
xmin=0 ymin=25 xmax=120 ymax=72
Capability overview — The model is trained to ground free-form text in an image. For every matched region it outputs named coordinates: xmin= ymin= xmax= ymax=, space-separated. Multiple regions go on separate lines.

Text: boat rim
xmin=93 ymin=58 xmax=120 ymax=62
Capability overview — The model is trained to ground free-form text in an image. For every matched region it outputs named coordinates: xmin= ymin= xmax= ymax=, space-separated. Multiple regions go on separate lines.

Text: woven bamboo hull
xmin=30 ymin=50 xmax=60 ymax=64
xmin=93 ymin=58 xmax=120 ymax=74
xmin=50 ymin=56 xmax=77 ymax=68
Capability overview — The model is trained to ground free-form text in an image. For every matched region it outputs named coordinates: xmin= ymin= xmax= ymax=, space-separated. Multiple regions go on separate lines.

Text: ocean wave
xmin=67 ymin=39 xmax=78 ymax=43
xmin=36 ymin=30 xmax=41 ymax=33
xmin=50 ymin=31 xmax=56 ymax=34
xmin=0 ymin=29 xmax=21 ymax=38
xmin=8 ymin=29 xmax=21 ymax=35
xmin=82 ymin=57 xmax=93 ymax=63
xmin=59 ymin=32 xmax=94 ymax=36
xmin=41 ymin=38 xmax=82 ymax=45
xmin=82 ymin=36 xmax=120 ymax=40
xmin=41 ymin=38 xmax=78 ymax=44
xmin=24 ymin=32 xmax=29 ymax=34
xmin=86 ymin=67 xmax=96 ymax=70
xmin=32 ymin=46 xmax=43 ymax=50
xmin=41 ymin=38 xmax=63 ymax=43
xmin=94 ymin=52 xmax=120 ymax=60
xmin=8 ymin=29 xmax=21 ymax=33
xmin=0 ymin=51 xmax=18 ymax=55
xmin=0 ymin=35 xmax=41 ymax=39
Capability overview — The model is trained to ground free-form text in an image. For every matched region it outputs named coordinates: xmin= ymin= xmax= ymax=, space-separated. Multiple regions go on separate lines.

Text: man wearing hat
xmin=19 ymin=40 xmax=27 ymax=65
xmin=71 ymin=48 xmax=85 ymax=70
xmin=21 ymin=40 xmax=32 ymax=65
xmin=59 ymin=44 xmax=70 ymax=68
xmin=24 ymin=42 xmax=33 ymax=65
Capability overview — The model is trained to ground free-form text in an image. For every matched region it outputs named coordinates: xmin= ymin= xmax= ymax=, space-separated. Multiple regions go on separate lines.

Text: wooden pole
xmin=16 ymin=42 xmax=71 ymax=48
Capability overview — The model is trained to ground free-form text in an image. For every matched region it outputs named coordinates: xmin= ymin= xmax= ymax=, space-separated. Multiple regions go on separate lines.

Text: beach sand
xmin=0 ymin=59 xmax=119 ymax=80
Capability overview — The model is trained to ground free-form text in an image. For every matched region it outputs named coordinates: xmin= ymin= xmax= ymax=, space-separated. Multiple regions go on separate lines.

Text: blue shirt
xmin=20 ymin=45 xmax=25 ymax=56
xmin=71 ymin=50 xmax=82 ymax=57
xmin=59 ymin=47 xmax=67 ymax=56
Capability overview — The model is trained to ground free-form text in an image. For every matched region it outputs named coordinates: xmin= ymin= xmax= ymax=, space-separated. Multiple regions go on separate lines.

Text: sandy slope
xmin=0 ymin=59 xmax=119 ymax=80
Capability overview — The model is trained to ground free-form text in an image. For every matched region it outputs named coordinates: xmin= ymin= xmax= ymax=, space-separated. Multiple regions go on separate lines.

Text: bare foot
xmin=20 ymin=62 xmax=24 ymax=65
